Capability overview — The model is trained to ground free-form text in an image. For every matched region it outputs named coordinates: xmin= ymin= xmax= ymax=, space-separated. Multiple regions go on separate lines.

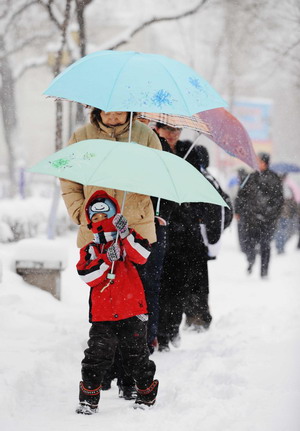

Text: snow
xmin=14 ymin=238 xmax=68 ymax=268
xmin=0 ymin=223 xmax=300 ymax=431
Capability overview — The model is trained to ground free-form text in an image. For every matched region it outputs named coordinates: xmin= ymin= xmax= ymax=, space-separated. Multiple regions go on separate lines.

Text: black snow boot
xmin=118 ymin=376 xmax=137 ymax=400
xmin=118 ymin=384 xmax=137 ymax=400
xmin=134 ymin=380 xmax=159 ymax=409
xmin=76 ymin=381 xmax=101 ymax=415
xmin=157 ymin=335 xmax=170 ymax=352
xmin=185 ymin=293 xmax=212 ymax=331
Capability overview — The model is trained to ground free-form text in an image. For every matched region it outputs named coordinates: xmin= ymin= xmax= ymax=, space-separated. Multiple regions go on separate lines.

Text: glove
xmin=113 ymin=214 xmax=129 ymax=239
xmin=93 ymin=233 xmax=100 ymax=244
xmin=107 ymin=243 xmax=121 ymax=262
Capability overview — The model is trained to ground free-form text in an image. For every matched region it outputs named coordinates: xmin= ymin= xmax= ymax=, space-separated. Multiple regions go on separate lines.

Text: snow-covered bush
xmin=0 ymin=197 xmax=73 ymax=242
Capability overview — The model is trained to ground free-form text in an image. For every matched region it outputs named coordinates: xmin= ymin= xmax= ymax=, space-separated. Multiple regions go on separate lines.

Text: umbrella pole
xmin=107 ymin=111 xmax=133 ymax=283
xmin=156 ymin=135 xmax=201 ymax=216
xmin=106 ymin=190 xmax=127 ymax=281
xmin=128 ymin=111 xmax=133 ymax=142
xmin=183 ymin=133 xmax=202 ymax=160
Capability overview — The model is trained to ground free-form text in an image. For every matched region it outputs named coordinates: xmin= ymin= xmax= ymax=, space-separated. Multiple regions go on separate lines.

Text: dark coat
xmin=151 ymin=133 xmax=179 ymax=222
xmin=235 ymin=169 xmax=284 ymax=231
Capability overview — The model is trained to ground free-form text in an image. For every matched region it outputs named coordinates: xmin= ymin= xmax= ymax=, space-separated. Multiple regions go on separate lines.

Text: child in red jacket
xmin=76 ymin=190 xmax=159 ymax=414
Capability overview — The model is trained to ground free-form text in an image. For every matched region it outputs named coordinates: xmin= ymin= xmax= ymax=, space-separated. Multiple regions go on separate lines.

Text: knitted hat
xmin=178 ymin=140 xmax=210 ymax=169
xmin=88 ymin=197 xmax=117 ymax=220
xmin=258 ymin=152 xmax=270 ymax=166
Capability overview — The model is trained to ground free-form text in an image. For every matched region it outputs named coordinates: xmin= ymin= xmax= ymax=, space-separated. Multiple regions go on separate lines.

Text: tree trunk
xmin=0 ymin=35 xmax=18 ymax=196
xmin=75 ymin=0 xmax=88 ymax=125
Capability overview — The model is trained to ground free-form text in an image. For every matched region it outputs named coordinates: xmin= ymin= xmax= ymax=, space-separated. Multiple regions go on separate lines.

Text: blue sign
xmin=233 ymin=99 xmax=272 ymax=141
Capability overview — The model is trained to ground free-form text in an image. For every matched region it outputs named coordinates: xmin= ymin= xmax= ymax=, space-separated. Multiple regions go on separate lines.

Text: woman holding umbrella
xmin=60 ymin=108 xmax=161 ymax=249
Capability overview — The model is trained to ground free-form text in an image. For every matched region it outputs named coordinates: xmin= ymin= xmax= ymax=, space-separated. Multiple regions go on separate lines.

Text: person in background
xmin=274 ymin=174 xmax=298 ymax=254
xmin=157 ymin=141 xmax=232 ymax=351
xmin=153 ymin=123 xmax=185 ymax=351
xmin=75 ymin=190 xmax=158 ymax=414
xmin=234 ymin=152 xmax=284 ymax=278
xmin=137 ymin=118 xmax=179 ymax=351
xmin=235 ymin=168 xmax=249 ymax=254
xmin=179 ymin=142 xmax=232 ymax=331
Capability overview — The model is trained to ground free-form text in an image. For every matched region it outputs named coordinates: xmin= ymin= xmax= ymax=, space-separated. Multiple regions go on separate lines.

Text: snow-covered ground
xmin=1 ymin=223 xmax=299 ymax=431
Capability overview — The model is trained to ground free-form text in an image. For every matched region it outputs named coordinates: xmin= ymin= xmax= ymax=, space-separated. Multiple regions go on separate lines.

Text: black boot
xmin=118 ymin=376 xmax=137 ymax=400
xmin=134 ymin=380 xmax=159 ymax=409
xmin=185 ymin=293 xmax=212 ymax=331
xmin=157 ymin=335 xmax=170 ymax=352
xmin=76 ymin=381 xmax=101 ymax=415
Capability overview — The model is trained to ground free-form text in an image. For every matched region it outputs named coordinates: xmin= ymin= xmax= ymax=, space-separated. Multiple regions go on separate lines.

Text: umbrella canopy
xmin=28 ymin=139 xmax=227 ymax=207
xmin=44 ymin=50 xmax=227 ymax=116
xmin=140 ymin=108 xmax=258 ymax=170
xmin=139 ymin=112 xmax=211 ymax=134
xmin=270 ymin=162 xmax=300 ymax=174
xmin=197 ymin=108 xmax=258 ymax=169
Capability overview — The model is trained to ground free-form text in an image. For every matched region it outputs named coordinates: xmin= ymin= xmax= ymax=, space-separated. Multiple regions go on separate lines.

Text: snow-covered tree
xmin=0 ymin=0 xmax=53 ymax=196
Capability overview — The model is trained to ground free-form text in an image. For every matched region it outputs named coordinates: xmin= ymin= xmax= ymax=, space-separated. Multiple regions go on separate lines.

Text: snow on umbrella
xmin=140 ymin=108 xmax=258 ymax=170
xmin=28 ymin=139 xmax=228 ymax=207
xmin=43 ymin=50 xmax=227 ymax=116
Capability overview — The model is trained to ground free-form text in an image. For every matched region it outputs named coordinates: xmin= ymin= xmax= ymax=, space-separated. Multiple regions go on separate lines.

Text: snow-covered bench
xmin=14 ymin=239 xmax=68 ymax=300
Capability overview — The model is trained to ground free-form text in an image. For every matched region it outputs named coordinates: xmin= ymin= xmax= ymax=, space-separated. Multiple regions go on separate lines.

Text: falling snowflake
xmin=151 ymin=89 xmax=173 ymax=107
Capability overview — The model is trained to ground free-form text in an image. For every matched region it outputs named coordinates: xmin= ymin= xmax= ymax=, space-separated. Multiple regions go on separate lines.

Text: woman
xmin=60 ymin=109 xmax=162 ymax=248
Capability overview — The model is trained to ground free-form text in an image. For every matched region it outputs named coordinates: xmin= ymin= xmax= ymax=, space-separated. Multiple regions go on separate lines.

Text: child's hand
xmin=107 ymin=243 xmax=121 ymax=262
xmin=113 ymin=214 xmax=129 ymax=239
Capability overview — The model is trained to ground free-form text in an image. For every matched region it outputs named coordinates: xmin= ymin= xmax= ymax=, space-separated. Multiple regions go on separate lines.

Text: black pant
xmin=158 ymin=230 xmax=210 ymax=344
xmin=241 ymin=220 xmax=276 ymax=275
xmin=81 ymin=317 xmax=155 ymax=390
xmin=137 ymin=224 xmax=168 ymax=345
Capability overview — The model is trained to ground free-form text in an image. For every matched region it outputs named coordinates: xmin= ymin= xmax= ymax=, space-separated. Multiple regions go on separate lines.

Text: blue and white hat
xmin=88 ymin=198 xmax=117 ymax=220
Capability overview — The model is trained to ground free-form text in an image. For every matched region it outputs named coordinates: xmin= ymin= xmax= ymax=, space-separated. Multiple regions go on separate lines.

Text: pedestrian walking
xmin=234 ymin=153 xmax=284 ymax=278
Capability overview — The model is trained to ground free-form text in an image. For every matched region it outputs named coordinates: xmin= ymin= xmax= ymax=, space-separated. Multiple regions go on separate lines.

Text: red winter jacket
xmin=76 ymin=190 xmax=151 ymax=322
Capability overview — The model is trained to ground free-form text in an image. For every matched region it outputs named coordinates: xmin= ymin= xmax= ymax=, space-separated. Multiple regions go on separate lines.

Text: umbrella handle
xmin=155 ymin=198 xmax=161 ymax=216
xmin=107 ymin=190 xmax=127 ymax=279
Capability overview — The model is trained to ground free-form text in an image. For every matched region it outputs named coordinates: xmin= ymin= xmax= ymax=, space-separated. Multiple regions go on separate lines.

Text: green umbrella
xmin=28 ymin=139 xmax=227 ymax=207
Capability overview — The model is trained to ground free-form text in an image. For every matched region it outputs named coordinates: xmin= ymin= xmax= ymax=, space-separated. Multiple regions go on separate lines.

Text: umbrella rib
xmin=106 ymin=54 xmax=134 ymax=111
xmin=153 ymin=151 xmax=181 ymax=203
xmin=85 ymin=144 xmax=119 ymax=186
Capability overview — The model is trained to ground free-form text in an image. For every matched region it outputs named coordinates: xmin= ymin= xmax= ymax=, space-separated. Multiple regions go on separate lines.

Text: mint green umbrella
xmin=29 ymin=139 xmax=227 ymax=208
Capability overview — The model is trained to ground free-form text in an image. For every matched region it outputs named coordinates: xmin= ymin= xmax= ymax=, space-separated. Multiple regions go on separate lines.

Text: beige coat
xmin=60 ymin=118 xmax=162 ymax=247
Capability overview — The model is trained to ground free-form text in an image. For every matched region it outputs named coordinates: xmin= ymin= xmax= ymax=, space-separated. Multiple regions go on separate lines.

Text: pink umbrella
xmin=140 ymin=108 xmax=258 ymax=170
xmin=197 ymin=108 xmax=258 ymax=170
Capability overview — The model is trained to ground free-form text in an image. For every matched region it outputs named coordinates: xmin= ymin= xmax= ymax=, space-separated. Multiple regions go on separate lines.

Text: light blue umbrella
xmin=44 ymin=50 xmax=227 ymax=116
xmin=29 ymin=139 xmax=228 ymax=278
xmin=28 ymin=139 xmax=228 ymax=207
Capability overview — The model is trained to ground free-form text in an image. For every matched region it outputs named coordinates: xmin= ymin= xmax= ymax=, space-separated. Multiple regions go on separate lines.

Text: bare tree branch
xmin=0 ymin=32 xmax=54 ymax=61
xmin=4 ymin=0 xmax=40 ymax=33
xmin=13 ymin=55 xmax=48 ymax=81
xmin=104 ymin=0 xmax=208 ymax=50
xmin=0 ymin=0 xmax=10 ymax=20
xmin=37 ymin=0 xmax=63 ymax=30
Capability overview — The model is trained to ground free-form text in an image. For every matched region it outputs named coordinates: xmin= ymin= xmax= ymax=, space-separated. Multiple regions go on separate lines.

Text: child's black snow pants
xmin=81 ymin=316 xmax=155 ymax=391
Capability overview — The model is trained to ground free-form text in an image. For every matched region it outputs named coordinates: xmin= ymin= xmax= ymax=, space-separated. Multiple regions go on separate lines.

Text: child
xmin=75 ymin=190 xmax=159 ymax=414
